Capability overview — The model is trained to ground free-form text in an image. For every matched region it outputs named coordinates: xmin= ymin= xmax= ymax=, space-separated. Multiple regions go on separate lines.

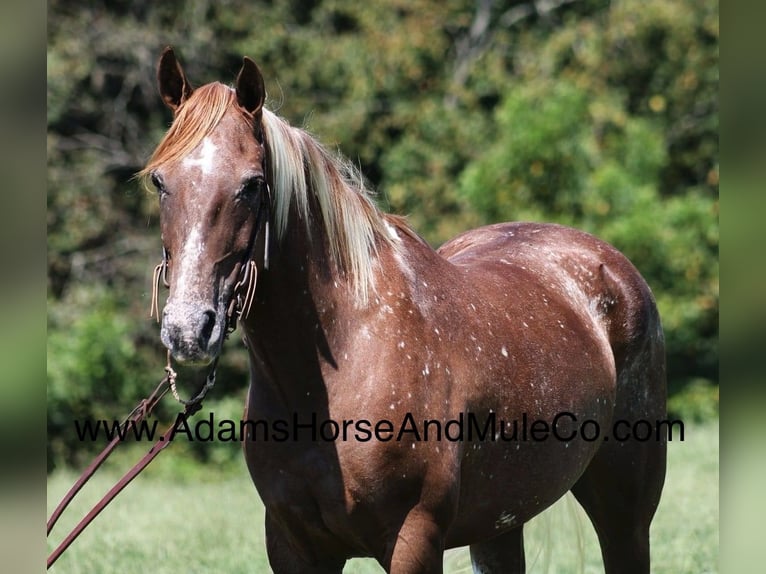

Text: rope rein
xmin=166 ymin=351 xmax=218 ymax=406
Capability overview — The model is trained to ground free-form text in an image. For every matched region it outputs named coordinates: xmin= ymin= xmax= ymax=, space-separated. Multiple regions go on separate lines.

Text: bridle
xmin=150 ymin=181 xmax=271 ymax=330
xmin=227 ymin=180 xmax=271 ymax=333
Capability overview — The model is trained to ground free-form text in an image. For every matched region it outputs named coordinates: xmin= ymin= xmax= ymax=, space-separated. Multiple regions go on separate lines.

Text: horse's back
xmin=439 ymin=221 xmax=637 ymax=287
xmin=438 ymin=221 xmax=664 ymax=370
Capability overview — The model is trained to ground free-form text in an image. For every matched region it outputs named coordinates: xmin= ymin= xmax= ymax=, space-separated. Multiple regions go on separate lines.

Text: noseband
xmin=149 ymin=183 xmax=272 ymax=404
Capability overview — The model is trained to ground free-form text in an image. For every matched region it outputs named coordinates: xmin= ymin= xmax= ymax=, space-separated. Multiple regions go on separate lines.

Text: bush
xmin=47 ymin=287 xmax=155 ymax=470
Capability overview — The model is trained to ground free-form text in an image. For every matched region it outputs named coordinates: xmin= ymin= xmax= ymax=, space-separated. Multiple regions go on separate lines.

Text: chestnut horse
xmin=143 ymin=48 xmax=666 ymax=573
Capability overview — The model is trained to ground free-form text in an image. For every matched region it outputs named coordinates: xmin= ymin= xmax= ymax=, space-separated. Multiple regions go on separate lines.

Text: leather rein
xmin=47 ymin=186 xmax=271 ymax=569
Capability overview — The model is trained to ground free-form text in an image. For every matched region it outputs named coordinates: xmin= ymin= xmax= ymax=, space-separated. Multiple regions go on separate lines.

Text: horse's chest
xmin=246 ymin=440 xmax=347 ymax=515
xmin=246 ymin=441 xmax=386 ymax=555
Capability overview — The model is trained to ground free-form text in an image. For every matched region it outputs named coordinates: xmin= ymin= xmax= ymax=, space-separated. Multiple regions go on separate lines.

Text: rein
xmin=47 ymin=186 xmax=271 ymax=569
xmin=46 ymin=365 xmax=206 ymax=569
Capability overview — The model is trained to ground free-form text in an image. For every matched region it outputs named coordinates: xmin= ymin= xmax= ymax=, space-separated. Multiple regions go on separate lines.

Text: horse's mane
xmin=141 ymin=82 xmax=414 ymax=304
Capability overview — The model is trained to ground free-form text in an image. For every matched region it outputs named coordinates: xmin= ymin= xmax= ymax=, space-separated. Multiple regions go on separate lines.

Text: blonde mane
xmin=141 ymin=82 xmax=407 ymax=304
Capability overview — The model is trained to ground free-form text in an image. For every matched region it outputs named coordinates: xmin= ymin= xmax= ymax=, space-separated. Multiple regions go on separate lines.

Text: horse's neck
xmin=241 ymin=202 xmax=448 ymax=411
xmin=241 ymin=213 xmax=374 ymax=408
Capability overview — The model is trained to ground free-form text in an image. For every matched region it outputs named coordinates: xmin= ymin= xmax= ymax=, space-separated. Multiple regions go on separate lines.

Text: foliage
xmin=47 ymin=0 xmax=718 ymax=469
xmin=47 ymin=286 xmax=154 ymax=469
xmin=667 ymin=378 xmax=719 ymax=423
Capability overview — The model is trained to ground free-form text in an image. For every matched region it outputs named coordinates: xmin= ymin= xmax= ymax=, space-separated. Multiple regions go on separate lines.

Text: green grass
xmin=47 ymin=419 xmax=718 ymax=573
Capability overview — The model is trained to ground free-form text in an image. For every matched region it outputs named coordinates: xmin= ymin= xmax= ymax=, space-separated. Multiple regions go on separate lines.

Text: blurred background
xmin=45 ymin=1 xmax=720 ymax=571
xmin=43 ymin=0 xmax=728 ymax=573
xmin=47 ymin=0 xmax=718 ymax=471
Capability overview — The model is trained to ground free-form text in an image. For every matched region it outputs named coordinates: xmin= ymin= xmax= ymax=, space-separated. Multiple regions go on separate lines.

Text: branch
xmin=446 ymin=0 xmax=582 ymax=106
xmin=54 ymin=132 xmax=142 ymax=171
xmin=447 ymin=0 xmax=495 ymax=107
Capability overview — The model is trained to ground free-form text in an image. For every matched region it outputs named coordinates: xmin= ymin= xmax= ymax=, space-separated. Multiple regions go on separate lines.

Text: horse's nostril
xmin=200 ymin=310 xmax=216 ymax=343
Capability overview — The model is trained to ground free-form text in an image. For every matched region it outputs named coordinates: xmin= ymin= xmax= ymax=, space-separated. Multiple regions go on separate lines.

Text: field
xmin=47 ymin=419 xmax=718 ymax=573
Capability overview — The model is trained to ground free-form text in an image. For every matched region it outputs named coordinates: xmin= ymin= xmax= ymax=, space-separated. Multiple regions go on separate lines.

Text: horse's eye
xmin=151 ymin=173 xmax=166 ymax=194
xmin=240 ymin=177 xmax=265 ymax=199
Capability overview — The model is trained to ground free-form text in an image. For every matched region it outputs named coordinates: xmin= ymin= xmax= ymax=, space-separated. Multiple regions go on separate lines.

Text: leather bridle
xmin=227 ymin=181 xmax=271 ymax=333
xmin=150 ymin=182 xmax=271 ymax=333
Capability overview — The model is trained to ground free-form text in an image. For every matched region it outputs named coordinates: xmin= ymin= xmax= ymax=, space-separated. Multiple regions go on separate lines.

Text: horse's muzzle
xmin=160 ymin=302 xmax=224 ymax=365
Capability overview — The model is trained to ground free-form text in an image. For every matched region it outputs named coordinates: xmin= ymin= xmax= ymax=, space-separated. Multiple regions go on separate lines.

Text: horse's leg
xmin=572 ymin=336 xmax=667 ymax=573
xmin=468 ymin=525 xmax=525 ymax=573
xmin=571 ymin=435 xmax=665 ymax=574
xmin=264 ymin=512 xmax=345 ymax=574
xmin=384 ymin=506 xmax=446 ymax=574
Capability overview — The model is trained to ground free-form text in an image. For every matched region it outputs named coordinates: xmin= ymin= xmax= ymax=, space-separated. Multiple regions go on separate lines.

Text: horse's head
xmin=145 ymin=48 xmax=269 ymax=366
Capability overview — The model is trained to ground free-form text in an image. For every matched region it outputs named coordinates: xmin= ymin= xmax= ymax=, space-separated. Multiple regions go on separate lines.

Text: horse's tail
xmin=569 ymin=255 xmax=668 ymax=573
xmin=597 ymin=260 xmax=667 ymax=421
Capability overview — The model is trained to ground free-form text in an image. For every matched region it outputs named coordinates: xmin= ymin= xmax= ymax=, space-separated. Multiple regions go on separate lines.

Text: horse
xmin=141 ymin=47 xmax=666 ymax=573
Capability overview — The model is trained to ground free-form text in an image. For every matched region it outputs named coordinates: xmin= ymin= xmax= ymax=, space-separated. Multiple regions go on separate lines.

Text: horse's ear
xmin=157 ymin=47 xmax=194 ymax=113
xmin=236 ymin=57 xmax=265 ymax=117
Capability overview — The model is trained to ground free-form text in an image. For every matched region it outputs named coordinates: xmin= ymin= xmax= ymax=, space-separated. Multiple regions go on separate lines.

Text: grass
xmin=47 ymin=418 xmax=718 ymax=573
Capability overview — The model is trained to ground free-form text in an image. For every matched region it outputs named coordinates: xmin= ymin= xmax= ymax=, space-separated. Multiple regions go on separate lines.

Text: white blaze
xmin=183 ymin=138 xmax=218 ymax=175
xmin=173 ymin=224 xmax=205 ymax=299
